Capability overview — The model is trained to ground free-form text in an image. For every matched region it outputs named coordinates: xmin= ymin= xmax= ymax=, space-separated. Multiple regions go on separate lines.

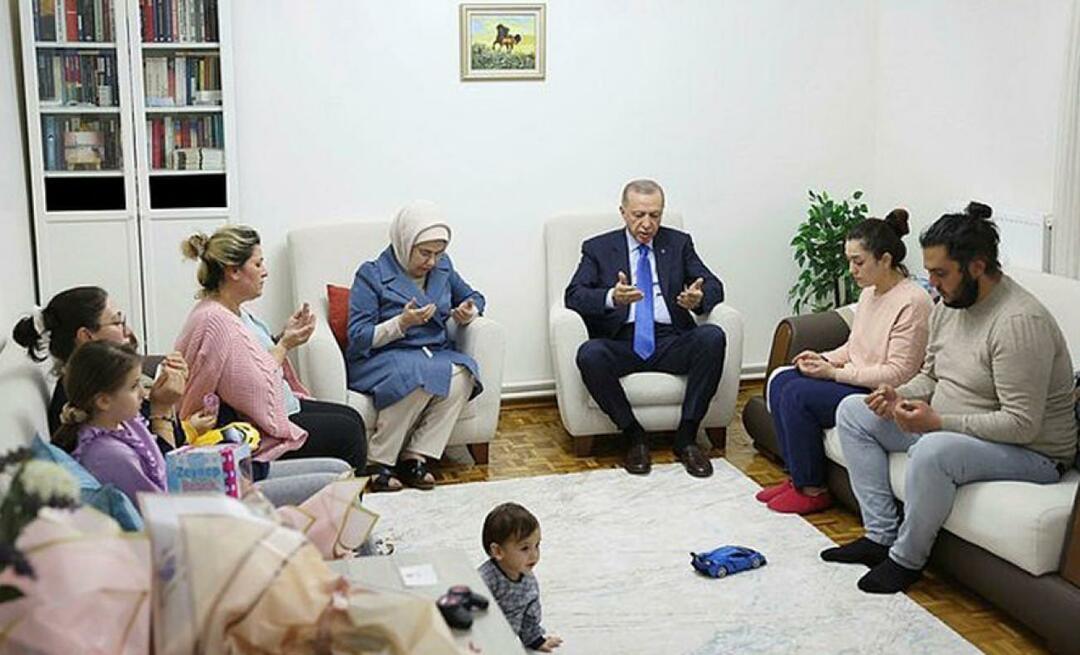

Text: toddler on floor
xmin=478 ymin=502 xmax=562 ymax=651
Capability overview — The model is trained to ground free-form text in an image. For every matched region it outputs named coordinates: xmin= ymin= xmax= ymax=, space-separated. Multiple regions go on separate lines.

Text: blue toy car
xmin=691 ymin=545 xmax=766 ymax=578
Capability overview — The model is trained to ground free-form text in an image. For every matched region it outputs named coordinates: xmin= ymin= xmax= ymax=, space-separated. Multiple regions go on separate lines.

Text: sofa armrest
xmin=298 ymin=313 xmax=348 ymax=404
xmin=453 ymin=315 xmax=506 ymax=391
xmin=765 ymin=311 xmax=851 ymax=378
xmin=1062 ymin=481 xmax=1080 ymax=587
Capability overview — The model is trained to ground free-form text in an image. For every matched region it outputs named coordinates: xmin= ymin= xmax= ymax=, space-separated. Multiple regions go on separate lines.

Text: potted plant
xmin=789 ymin=189 xmax=869 ymax=313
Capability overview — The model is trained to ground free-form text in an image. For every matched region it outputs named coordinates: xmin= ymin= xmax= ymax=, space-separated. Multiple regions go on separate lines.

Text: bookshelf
xmin=18 ymin=0 xmax=237 ymax=354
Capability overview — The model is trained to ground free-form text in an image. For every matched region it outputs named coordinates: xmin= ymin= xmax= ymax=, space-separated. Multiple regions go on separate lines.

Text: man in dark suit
xmin=564 ymin=179 xmax=726 ymax=477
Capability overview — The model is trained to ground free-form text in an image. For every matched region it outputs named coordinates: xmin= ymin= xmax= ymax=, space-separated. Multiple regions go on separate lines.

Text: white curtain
xmin=1052 ymin=0 xmax=1080 ymax=277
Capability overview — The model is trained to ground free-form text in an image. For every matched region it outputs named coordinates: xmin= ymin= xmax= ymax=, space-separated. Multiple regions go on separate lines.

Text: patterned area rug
xmin=363 ymin=459 xmax=976 ymax=654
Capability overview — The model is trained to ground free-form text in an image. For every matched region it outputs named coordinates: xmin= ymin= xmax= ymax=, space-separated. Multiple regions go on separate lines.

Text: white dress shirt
xmin=604 ymin=229 xmax=673 ymax=325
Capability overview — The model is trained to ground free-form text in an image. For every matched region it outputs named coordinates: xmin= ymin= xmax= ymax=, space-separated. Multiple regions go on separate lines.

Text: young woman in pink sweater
xmin=175 ymin=225 xmax=367 ymax=472
xmin=759 ymin=210 xmax=932 ymax=514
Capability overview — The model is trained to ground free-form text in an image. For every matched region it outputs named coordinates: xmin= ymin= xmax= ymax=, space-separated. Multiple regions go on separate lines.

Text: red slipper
xmin=767 ymin=487 xmax=833 ymax=515
xmin=755 ymin=479 xmax=793 ymax=503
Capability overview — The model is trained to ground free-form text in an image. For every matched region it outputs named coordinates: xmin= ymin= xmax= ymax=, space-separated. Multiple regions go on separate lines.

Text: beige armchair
xmin=543 ymin=211 xmax=744 ymax=456
xmin=286 ymin=221 xmax=506 ymax=464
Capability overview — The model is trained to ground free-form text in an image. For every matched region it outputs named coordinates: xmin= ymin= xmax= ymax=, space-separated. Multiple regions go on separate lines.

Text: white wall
xmin=231 ymin=0 xmax=879 ymax=387
xmin=870 ymin=0 xmax=1072 ymax=257
xmin=0 ymin=0 xmax=35 ymax=343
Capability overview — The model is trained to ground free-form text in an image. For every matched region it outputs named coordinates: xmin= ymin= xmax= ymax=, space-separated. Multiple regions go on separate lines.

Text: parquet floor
xmin=431 ymin=381 xmax=1049 ymax=654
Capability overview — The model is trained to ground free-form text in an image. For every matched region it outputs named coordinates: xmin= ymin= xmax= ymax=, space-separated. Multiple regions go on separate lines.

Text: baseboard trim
xmin=500 ymin=362 xmax=767 ymax=401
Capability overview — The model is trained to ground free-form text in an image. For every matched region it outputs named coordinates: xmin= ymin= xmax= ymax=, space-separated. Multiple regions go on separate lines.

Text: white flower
xmin=18 ymin=461 xmax=79 ymax=503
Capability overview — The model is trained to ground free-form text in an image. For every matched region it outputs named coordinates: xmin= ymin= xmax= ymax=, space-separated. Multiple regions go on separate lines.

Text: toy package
xmin=165 ymin=443 xmax=253 ymax=498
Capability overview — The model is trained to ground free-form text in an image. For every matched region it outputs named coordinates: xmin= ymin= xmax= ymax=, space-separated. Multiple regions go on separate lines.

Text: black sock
xmin=820 ymin=537 xmax=889 ymax=567
xmin=673 ymin=419 xmax=698 ymax=451
xmin=623 ymin=421 xmax=646 ymax=446
xmin=857 ymin=557 xmax=922 ymax=594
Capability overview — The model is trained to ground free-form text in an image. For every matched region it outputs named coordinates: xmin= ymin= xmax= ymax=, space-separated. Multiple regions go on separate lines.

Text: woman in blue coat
xmin=347 ymin=200 xmax=485 ymax=491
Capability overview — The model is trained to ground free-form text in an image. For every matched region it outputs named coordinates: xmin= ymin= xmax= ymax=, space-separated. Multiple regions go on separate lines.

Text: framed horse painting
xmin=460 ymin=4 xmax=546 ymax=81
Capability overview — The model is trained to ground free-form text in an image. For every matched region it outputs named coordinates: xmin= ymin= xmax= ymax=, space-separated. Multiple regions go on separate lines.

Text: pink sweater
xmin=821 ymin=279 xmax=932 ymax=389
xmin=174 ymin=299 xmax=309 ymax=461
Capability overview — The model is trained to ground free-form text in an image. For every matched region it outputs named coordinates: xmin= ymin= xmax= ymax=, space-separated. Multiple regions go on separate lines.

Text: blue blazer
xmin=564 ymin=226 xmax=724 ymax=340
xmin=346 ymin=247 xmax=486 ymax=410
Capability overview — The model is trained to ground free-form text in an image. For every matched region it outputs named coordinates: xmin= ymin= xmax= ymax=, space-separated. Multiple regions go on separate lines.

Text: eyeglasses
xmin=99 ymin=311 xmax=127 ymax=329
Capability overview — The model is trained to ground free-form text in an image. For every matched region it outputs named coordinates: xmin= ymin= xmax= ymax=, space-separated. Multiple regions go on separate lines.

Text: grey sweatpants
xmin=835 ymin=395 xmax=1062 ymax=569
xmin=256 ymin=457 xmax=352 ymax=506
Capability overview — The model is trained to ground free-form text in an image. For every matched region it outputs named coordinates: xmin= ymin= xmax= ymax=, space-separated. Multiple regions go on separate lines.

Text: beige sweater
xmin=822 ymin=279 xmax=932 ymax=389
xmin=897 ymin=275 xmax=1078 ymax=464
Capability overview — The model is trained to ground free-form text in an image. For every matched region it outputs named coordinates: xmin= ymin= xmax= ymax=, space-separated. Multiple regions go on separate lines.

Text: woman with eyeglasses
xmin=12 ymin=286 xmax=187 ymax=443
xmin=347 ymin=200 xmax=486 ymax=492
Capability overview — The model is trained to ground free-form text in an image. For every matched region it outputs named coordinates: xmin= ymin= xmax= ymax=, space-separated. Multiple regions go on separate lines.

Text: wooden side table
xmin=330 ymin=548 xmax=525 ymax=654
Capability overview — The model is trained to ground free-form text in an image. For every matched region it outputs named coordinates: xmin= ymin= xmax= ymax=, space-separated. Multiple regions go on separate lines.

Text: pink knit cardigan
xmin=175 ymin=299 xmax=309 ymax=461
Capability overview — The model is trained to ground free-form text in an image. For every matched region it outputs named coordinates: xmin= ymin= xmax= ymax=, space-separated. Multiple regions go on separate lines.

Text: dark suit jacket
xmin=564 ymin=226 xmax=724 ymax=340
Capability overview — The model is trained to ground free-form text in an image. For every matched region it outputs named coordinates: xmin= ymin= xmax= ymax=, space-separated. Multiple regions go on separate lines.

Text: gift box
xmin=166 ymin=443 xmax=252 ymax=498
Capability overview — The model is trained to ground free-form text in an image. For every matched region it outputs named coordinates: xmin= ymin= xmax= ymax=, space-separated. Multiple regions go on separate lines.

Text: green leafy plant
xmin=789 ymin=189 xmax=869 ymax=313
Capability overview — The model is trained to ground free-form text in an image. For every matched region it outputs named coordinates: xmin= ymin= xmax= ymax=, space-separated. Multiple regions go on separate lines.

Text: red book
xmin=65 ymin=0 xmax=78 ymax=41
xmin=142 ymin=0 xmax=152 ymax=42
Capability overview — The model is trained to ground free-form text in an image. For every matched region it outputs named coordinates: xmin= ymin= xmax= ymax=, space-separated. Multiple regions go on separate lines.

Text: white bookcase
xmin=17 ymin=0 xmax=238 ymax=354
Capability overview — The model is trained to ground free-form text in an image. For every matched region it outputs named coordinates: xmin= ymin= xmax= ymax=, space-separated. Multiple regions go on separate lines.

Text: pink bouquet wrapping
xmin=276 ymin=477 xmax=377 ymax=559
xmin=139 ymin=493 xmax=464 ymax=655
xmin=0 ymin=507 xmax=151 ymax=655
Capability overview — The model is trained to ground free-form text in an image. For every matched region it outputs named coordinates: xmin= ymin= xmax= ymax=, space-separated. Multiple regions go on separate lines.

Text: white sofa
xmin=544 ymin=211 xmax=744 ymax=456
xmin=0 ymin=334 xmax=54 ymax=456
xmin=286 ymin=221 xmax=506 ymax=465
xmin=743 ymin=267 xmax=1080 ymax=654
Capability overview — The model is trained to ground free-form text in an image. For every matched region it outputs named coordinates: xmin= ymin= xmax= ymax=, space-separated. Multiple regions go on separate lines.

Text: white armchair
xmin=286 ymin=221 xmax=506 ymax=464
xmin=544 ymin=211 xmax=744 ymax=456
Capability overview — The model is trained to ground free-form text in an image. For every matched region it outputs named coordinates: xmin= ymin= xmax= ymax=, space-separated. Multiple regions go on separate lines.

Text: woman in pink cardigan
xmin=758 ymin=210 xmax=932 ymax=515
xmin=175 ymin=225 xmax=366 ymax=472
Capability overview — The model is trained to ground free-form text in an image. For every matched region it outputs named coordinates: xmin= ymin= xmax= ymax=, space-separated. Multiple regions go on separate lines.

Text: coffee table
xmin=329 ymin=548 xmax=525 ymax=654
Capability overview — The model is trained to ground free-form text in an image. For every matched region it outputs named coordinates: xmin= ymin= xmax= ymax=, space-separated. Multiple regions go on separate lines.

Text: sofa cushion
xmin=30 ymin=434 xmax=144 ymax=532
xmin=585 ymin=372 xmax=688 ymax=409
xmin=327 ymin=284 xmax=350 ymax=353
xmin=823 ymin=427 xmax=1077 ymax=576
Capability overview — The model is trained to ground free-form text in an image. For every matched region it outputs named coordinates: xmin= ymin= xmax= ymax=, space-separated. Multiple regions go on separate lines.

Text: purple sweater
xmin=73 ymin=417 xmax=167 ymax=507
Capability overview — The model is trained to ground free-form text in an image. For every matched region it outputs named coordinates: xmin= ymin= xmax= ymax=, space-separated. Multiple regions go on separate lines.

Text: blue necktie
xmin=634 ymin=244 xmax=655 ymax=360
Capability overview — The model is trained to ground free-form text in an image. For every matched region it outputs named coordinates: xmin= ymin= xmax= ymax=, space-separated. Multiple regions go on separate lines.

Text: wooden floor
xmin=431 ymin=381 xmax=1049 ymax=654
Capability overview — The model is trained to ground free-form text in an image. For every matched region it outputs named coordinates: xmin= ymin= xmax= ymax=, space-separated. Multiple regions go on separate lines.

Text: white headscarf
xmin=389 ymin=200 xmax=452 ymax=271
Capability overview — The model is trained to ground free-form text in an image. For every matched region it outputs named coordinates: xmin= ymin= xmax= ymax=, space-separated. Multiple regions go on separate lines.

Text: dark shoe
xmin=624 ymin=441 xmax=651 ymax=475
xmin=820 ymin=536 xmax=889 ymax=567
xmin=857 ymin=557 xmax=922 ymax=594
xmin=364 ymin=464 xmax=403 ymax=493
xmin=674 ymin=443 xmax=713 ymax=478
xmin=396 ymin=458 xmax=436 ymax=490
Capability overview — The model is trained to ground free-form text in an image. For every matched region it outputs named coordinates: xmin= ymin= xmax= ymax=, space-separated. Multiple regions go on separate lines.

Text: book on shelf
xmin=144 ymin=53 xmax=221 ymax=107
xmin=146 ymin=113 xmax=223 ymax=170
xmin=36 ymin=50 xmax=116 ymax=106
xmin=172 ymin=146 xmax=223 ymax=170
xmin=141 ymin=0 xmax=218 ymax=43
xmin=34 ymin=0 xmax=113 ymax=43
xmin=41 ymin=114 xmax=121 ymax=171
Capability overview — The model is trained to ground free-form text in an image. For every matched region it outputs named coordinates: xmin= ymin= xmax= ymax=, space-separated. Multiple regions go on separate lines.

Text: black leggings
xmin=219 ymin=398 xmax=367 ymax=471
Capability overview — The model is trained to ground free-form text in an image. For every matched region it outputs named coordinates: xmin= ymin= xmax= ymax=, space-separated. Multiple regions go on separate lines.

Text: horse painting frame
xmin=459 ymin=4 xmax=546 ymax=81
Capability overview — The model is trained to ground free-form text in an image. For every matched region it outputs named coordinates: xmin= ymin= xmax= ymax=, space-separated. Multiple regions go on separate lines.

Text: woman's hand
xmin=399 ymin=298 xmax=436 ymax=329
xmin=148 ymin=362 xmax=185 ymax=417
xmin=792 ymin=350 xmax=824 ymax=365
xmin=280 ymin=303 xmax=316 ymax=350
xmin=451 ymin=298 xmax=477 ymax=325
xmin=187 ymin=408 xmax=217 ymax=435
xmin=796 ymin=357 xmax=836 ymax=380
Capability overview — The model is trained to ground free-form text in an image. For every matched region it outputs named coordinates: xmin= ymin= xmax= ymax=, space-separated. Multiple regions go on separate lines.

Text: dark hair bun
xmin=965 ymin=201 xmax=992 ymax=220
xmin=883 ymin=208 xmax=910 ymax=238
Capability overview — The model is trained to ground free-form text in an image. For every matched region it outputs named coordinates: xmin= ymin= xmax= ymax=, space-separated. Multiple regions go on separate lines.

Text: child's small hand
xmin=538 ymin=635 xmax=563 ymax=652
xmin=188 ymin=409 xmax=217 ymax=435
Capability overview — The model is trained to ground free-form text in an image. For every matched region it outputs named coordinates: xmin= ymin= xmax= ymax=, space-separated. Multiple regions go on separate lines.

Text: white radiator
xmin=995 ymin=209 xmax=1051 ymax=272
